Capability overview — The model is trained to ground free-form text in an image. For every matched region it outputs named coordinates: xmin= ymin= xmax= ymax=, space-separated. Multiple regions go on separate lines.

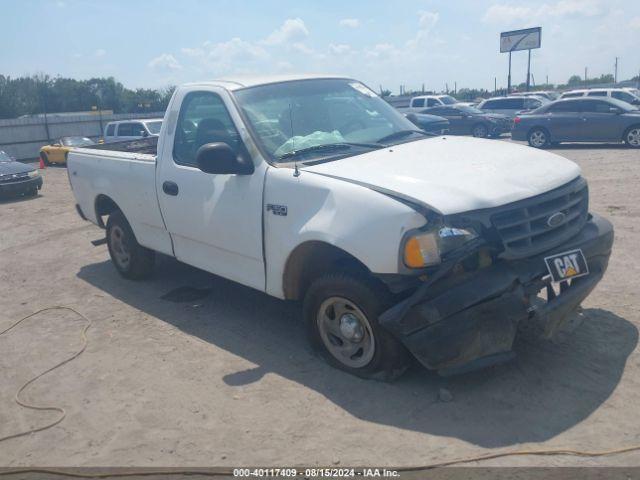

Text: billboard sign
xmin=500 ymin=27 xmax=541 ymax=53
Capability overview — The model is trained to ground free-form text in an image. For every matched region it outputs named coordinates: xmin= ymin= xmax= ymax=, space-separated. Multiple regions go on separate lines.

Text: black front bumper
xmin=380 ymin=213 xmax=614 ymax=375
xmin=0 ymin=176 xmax=42 ymax=197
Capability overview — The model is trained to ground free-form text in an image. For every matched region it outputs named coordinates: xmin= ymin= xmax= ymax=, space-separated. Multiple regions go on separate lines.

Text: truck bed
xmin=89 ymin=136 xmax=158 ymax=155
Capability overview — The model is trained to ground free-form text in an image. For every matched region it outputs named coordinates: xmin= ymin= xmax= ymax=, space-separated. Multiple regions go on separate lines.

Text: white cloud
xmin=339 ymin=18 xmax=360 ymax=28
xmin=482 ymin=4 xmax=534 ymax=24
xmin=94 ymin=49 xmax=106 ymax=58
xmin=262 ymin=18 xmax=309 ymax=46
xmin=328 ymin=43 xmax=354 ymax=55
xmin=483 ymin=0 xmax=604 ymax=24
xmin=406 ymin=10 xmax=439 ymax=49
xmin=148 ymin=53 xmax=182 ymax=71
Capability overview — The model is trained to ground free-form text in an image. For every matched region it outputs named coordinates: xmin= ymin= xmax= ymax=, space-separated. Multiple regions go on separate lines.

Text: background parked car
xmin=419 ymin=104 xmax=511 ymax=137
xmin=509 ymin=90 xmax=560 ymax=101
xmin=512 ymin=97 xmax=640 ymax=148
xmin=559 ymin=88 xmax=640 ymax=106
xmin=477 ymin=95 xmax=549 ymax=119
xmin=0 ymin=150 xmax=42 ymax=198
xmin=39 ymin=136 xmax=94 ymax=165
xmin=404 ymin=112 xmax=449 ymax=135
xmin=103 ymin=118 xmax=163 ymax=143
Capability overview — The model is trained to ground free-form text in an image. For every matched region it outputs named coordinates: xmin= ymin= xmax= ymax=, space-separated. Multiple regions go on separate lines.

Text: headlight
xmin=27 ymin=170 xmax=39 ymax=178
xmin=403 ymin=226 xmax=478 ymax=268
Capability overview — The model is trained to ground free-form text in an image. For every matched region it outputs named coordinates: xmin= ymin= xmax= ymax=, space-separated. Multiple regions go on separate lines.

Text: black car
xmin=0 ymin=150 xmax=43 ymax=198
xmin=512 ymin=97 xmax=640 ymax=148
xmin=404 ymin=112 xmax=449 ymax=135
xmin=419 ymin=104 xmax=511 ymax=138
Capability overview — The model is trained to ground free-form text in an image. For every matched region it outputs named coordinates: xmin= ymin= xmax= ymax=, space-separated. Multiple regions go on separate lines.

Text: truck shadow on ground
xmin=77 ymin=255 xmax=637 ymax=448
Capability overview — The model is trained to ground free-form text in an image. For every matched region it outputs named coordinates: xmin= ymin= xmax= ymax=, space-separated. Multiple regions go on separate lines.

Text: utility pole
xmin=454 ymin=81 xmax=457 ymax=94
xmin=507 ymin=51 xmax=512 ymax=94
xmin=526 ymin=49 xmax=531 ymax=92
xmin=494 ymin=77 xmax=497 ymax=94
xmin=546 ymin=74 xmax=549 ymax=86
xmin=584 ymin=67 xmax=588 ymax=84
xmin=614 ymin=57 xmax=619 ymax=84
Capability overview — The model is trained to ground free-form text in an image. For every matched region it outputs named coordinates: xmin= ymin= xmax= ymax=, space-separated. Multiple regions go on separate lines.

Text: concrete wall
xmin=0 ymin=112 xmax=164 ymax=160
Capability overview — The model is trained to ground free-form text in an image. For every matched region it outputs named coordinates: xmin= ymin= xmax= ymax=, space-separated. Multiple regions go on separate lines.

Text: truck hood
xmin=303 ymin=136 xmax=581 ymax=216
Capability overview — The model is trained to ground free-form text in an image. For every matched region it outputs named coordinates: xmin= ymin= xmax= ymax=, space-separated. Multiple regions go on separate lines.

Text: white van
xmin=103 ymin=118 xmax=163 ymax=143
xmin=559 ymin=89 xmax=640 ymax=106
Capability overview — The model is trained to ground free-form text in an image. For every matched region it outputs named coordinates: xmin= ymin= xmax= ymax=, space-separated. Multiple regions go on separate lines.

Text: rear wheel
xmin=624 ymin=125 xmax=640 ymax=148
xmin=106 ymin=210 xmax=155 ymax=279
xmin=528 ymin=128 xmax=550 ymax=148
xmin=472 ymin=124 xmax=488 ymax=138
xmin=303 ymin=271 xmax=409 ymax=380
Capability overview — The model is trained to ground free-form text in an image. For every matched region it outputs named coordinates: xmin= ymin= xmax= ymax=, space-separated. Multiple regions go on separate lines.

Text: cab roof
xmin=183 ymin=74 xmax=351 ymax=91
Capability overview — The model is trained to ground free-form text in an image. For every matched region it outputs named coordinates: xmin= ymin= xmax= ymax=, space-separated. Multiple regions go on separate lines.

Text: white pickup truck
xmin=68 ymin=74 xmax=614 ymax=378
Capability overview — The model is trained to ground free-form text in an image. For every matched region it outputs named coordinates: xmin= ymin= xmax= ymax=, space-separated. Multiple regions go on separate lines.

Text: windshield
xmin=439 ymin=95 xmax=458 ymax=105
xmin=145 ymin=121 xmax=162 ymax=134
xmin=0 ymin=150 xmax=12 ymax=162
xmin=233 ymin=78 xmax=418 ymax=162
xmin=61 ymin=137 xmax=94 ymax=147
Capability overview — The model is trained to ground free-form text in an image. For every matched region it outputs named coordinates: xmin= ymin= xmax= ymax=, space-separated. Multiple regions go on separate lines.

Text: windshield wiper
xmin=376 ymin=129 xmax=428 ymax=144
xmin=277 ymin=142 xmax=382 ymax=161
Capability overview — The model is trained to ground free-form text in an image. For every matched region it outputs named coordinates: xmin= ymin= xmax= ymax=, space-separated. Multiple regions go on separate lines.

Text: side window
xmin=562 ymin=92 xmax=582 ymax=98
xmin=106 ymin=124 xmax=115 ymax=136
xmin=412 ymin=98 xmax=425 ymax=108
xmin=481 ymin=100 xmax=495 ymax=109
xmin=549 ymin=101 xmax=580 ymax=113
xmin=581 ymin=100 xmax=614 ymax=113
xmin=587 ymin=91 xmax=607 ymax=97
xmin=612 ymin=91 xmax=635 ymax=103
xmin=173 ymin=91 xmax=241 ymax=167
xmin=130 ymin=122 xmax=146 ymax=136
xmin=427 ymin=98 xmax=438 ymax=107
xmin=530 ymin=98 xmax=542 ymax=107
xmin=116 ymin=123 xmax=134 ymax=136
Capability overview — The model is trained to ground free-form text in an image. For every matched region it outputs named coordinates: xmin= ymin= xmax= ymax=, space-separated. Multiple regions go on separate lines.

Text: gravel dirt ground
xmin=1 ymin=142 xmax=639 ymax=469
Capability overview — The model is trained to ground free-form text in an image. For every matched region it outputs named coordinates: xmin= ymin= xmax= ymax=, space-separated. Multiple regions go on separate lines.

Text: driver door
xmin=156 ymin=87 xmax=267 ymax=291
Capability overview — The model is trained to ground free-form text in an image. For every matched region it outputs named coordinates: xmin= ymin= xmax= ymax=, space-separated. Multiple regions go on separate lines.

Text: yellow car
xmin=39 ymin=136 xmax=94 ymax=165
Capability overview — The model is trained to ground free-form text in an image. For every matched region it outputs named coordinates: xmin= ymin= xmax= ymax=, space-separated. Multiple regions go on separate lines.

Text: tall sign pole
xmin=508 ymin=51 xmax=512 ymax=94
xmin=526 ymin=49 xmax=531 ymax=91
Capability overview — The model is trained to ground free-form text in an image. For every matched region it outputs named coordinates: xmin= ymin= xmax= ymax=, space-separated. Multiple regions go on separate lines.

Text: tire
xmin=623 ymin=125 xmax=640 ymax=148
xmin=106 ymin=210 xmax=155 ymax=280
xmin=303 ymin=271 xmax=410 ymax=380
xmin=40 ymin=152 xmax=50 ymax=166
xmin=27 ymin=187 xmax=38 ymax=197
xmin=528 ymin=127 xmax=550 ymax=148
xmin=472 ymin=124 xmax=488 ymax=138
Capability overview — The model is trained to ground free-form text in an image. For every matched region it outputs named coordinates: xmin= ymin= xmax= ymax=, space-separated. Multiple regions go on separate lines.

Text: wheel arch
xmin=94 ymin=194 xmax=122 ymax=228
xmin=282 ymin=241 xmax=373 ymax=301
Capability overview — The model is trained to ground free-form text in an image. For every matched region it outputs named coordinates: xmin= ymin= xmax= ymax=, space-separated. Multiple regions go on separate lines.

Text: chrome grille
xmin=491 ymin=178 xmax=589 ymax=259
xmin=0 ymin=171 xmax=30 ymax=184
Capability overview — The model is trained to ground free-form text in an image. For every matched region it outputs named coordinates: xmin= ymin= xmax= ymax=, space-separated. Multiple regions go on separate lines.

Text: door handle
xmin=162 ymin=181 xmax=179 ymax=196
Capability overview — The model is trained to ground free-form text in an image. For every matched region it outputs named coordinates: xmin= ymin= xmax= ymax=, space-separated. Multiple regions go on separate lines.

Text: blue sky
xmin=1 ymin=0 xmax=639 ymax=93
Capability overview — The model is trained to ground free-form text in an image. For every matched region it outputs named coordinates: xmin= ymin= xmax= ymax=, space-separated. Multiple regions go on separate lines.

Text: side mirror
xmin=196 ymin=142 xmax=254 ymax=175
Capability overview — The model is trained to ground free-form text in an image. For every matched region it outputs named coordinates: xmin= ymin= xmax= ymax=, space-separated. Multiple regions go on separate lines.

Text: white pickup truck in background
xmin=68 ymin=75 xmax=614 ymax=378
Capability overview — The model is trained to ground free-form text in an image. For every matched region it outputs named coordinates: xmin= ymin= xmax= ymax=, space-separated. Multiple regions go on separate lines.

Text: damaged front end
xmin=380 ymin=178 xmax=614 ymax=376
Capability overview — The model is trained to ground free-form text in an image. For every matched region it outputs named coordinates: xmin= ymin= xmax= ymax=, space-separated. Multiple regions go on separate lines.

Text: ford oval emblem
xmin=547 ymin=212 xmax=566 ymax=228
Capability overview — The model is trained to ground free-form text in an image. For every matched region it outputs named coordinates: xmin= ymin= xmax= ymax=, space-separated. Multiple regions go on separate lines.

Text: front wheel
xmin=106 ymin=210 xmax=155 ymax=279
xmin=303 ymin=271 xmax=409 ymax=380
xmin=472 ymin=124 xmax=488 ymax=138
xmin=528 ymin=128 xmax=550 ymax=148
xmin=624 ymin=126 xmax=640 ymax=148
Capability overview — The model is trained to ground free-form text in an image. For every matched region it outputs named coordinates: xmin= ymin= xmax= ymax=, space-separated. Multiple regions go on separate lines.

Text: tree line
xmin=0 ymin=74 xmax=175 ymax=119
